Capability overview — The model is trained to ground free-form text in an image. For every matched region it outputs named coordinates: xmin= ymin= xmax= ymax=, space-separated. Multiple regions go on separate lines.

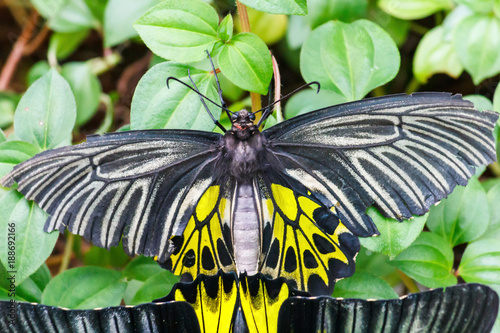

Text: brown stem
xmin=236 ymin=1 xmax=262 ymax=113
xmin=59 ymin=233 xmax=74 ymax=274
xmin=0 ymin=11 xmax=39 ymax=91
xmin=23 ymin=25 xmax=50 ymax=56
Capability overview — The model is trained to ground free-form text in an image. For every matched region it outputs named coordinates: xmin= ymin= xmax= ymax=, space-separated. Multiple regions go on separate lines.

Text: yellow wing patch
xmin=165 ymin=271 xmax=303 ymax=333
xmin=260 ymin=183 xmax=359 ymax=295
xmin=164 ymin=185 xmax=235 ymax=279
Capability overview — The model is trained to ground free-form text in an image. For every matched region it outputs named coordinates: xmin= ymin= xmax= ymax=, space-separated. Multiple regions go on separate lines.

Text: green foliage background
xmin=1 ymin=0 xmax=500 ymax=330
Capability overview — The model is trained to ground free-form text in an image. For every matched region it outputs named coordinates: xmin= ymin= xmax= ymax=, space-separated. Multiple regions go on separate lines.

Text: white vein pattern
xmin=265 ymin=93 xmax=498 ymax=237
xmin=0 ymin=131 xmax=222 ymax=260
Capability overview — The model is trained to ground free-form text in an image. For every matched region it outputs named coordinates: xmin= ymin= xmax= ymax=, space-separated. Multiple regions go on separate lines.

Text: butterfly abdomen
xmin=232 ymin=183 xmax=260 ymax=275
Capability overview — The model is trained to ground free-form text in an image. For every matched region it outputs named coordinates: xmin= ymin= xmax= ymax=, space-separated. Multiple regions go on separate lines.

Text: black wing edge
xmin=268 ymin=92 xmax=498 ymax=136
xmin=0 ymin=300 xmax=200 ymax=333
xmin=278 ymin=283 xmax=499 ymax=333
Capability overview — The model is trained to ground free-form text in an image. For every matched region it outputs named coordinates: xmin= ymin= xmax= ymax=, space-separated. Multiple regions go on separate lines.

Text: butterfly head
xmin=230 ymin=110 xmax=257 ymax=140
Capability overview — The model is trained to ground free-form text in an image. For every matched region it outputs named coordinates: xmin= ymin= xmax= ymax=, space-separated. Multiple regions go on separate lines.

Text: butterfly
xmin=2 ymin=273 xmax=498 ymax=332
xmin=1 ymin=59 xmax=498 ymax=297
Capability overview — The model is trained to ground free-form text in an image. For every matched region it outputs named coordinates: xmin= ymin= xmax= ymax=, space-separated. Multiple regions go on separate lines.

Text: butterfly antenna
xmin=205 ymin=50 xmax=231 ymax=119
xmin=166 ymin=76 xmax=234 ymax=115
xmin=256 ymin=81 xmax=274 ymax=128
xmin=184 ymin=69 xmax=227 ymax=133
xmin=254 ymin=81 xmax=320 ymax=126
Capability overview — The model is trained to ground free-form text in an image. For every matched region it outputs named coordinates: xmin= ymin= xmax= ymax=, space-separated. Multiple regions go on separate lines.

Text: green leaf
xmin=332 ymin=271 xmax=398 ymax=299
xmin=48 ymin=30 xmax=90 ymax=61
xmin=414 ymin=26 xmax=463 ymax=83
xmin=61 ymin=62 xmax=102 ymax=126
xmin=455 ymin=0 xmax=497 ymax=13
xmin=426 ymin=178 xmax=489 ymax=246
xmin=301 ymin=20 xmax=400 ymax=102
xmin=0 ymin=141 xmax=39 ymax=178
xmin=0 ymin=130 xmax=6 ymax=142
xmin=378 ymin=0 xmax=453 ymax=20
xmin=286 ymin=15 xmax=311 ymax=49
xmin=360 ymin=207 xmax=427 ymax=260
xmin=356 ymin=247 xmax=399 ymax=285
xmin=458 ymin=239 xmax=500 ymax=285
xmin=131 ymin=62 xmax=220 ymax=131
xmin=14 ymin=69 xmax=76 ymax=151
xmin=464 ymin=94 xmax=493 ymax=111
xmin=239 ymin=0 xmax=307 ymax=15
xmin=134 ymin=0 xmax=219 ymax=62
xmin=26 ymin=61 xmax=51 ymax=86
xmin=31 ymin=0 xmax=66 ymax=20
xmin=84 ymin=244 xmax=130 ymax=268
xmin=129 ymin=270 xmax=179 ymax=305
xmin=42 ymin=266 xmax=127 ymax=309
xmin=218 ymin=33 xmax=272 ymax=95
xmin=0 ymin=190 xmax=58 ymax=286
xmin=218 ymin=15 xmax=233 ymax=42
xmin=122 ymin=256 xmax=164 ymax=282
xmin=285 ymin=89 xmax=347 ymax=119
xmin=482 ymin=179 xmax=500 ymax=238
xmin=368 ymin=7 xmax=410 ymax=46
xmin=235 ymin=8 xmax=288 ymax=46
xmin=46 ymin=0 xmax=100 ymax=32
xmin=454 ymin=14 xmax=500 ymax=85
xmin=0 ymin=92 xmax=19 ymax=129
xmin=307 ymin=0 xmax=368 ymax=28
xmin=389 ymin=232 xmax=457 ymax=288
xmin=0 ymin=263 xmax=51 ymax=303
xmin=103 ymin=0 xmax=160 ymax=47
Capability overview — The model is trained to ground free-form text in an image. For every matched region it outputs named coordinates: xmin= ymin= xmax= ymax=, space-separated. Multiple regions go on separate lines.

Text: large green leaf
xmin=389 ymin=232 xmax=457 ymax=288
xmin=455 ymin=0 xmax=497 ymax=13
xmin=122 ymin=256 xmax=164 ymax=282
xmin=307 ymin=0 xmax=368 ymax=28
xmin=134 ymin=0 xmax=219 ymax=62
xmin=43 ymin=0 xmax=100 ymax=33
xmin=0 ymin=190 xmax=58 ymax=286
xmin=285 ymin=89 xmax=347 ymax=119
xmin=218 ymin=33 xmax=272 ymax=95
xmin=14 ymin=69 xmax=76 ymax=151
xmin=360 ymin=207 xmax=427 ymax=259
xmin=239 ymin=0 xmax=307 ymax=15
xmin=0 ymin=141 xmax=39 ymax=178
xmin=42 ymin=266 xmax=127 ymax=309
xmin=454 ymin=14 xmax=500 ymax=85
xmin=131 ymin=62 xmax=220 ymax=131
xmin=458 ymin=239 xmax=500 ymax=285
xmin=301 ymin=20 xmax=400 ymax=102
xmin=103 ymin=0 xmax=160 ymax=47
xmin=483 ymin=179 xmax=500 ymax=238
xmin=84 ymin=244 xmax=130 ymax=268
xmin=129 ymin=270 xmax=179 ymax=305
xmin=61 ymin=62 xmax=102 ymax=126
xmin=332 ymin=271 xmax=398 ymax=299
xmin=426 ymin=178 xmax=489 ymax=246
xmin=414 ymin=26 xmax=463 ymax=83
xmin=378 ymin=0 xmax=453 ymax=20
xmin=0 ymin=92 xmax=19 ymax=129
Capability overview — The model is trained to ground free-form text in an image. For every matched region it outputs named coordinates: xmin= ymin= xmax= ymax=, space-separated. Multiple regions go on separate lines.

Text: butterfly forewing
xmin=264 ymin=93 xmax=498 ymax=237
xmin=1 ymin=130 xmax=224 ymax=261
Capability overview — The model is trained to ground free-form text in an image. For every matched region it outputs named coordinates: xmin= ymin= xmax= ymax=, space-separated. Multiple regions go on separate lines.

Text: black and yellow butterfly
xmin=2 ymin=79 xmax=498 ymax=297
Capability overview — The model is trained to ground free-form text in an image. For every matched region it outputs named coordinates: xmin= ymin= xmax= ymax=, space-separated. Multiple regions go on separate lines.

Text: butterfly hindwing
xmin=257 ymin=173 xmax=359 ymax=295
xmin=163 ymin=181 xmax=236 ymax=280
xmin=264 ymin=93 xmax=498 ymax=237
xmin=1 ymin=130 xmax=224 ymax=262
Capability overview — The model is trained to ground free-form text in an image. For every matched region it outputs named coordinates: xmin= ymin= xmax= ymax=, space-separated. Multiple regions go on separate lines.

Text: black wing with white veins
xmin=264 ymin=93 xmax=498 ymax=237
xmin=1 ymin=130 xmax=223 ymax=262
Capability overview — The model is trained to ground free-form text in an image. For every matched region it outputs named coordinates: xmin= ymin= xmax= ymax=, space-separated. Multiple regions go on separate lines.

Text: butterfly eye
xmin=249 ymin=113 xmax=255 ymax=121
xmin=231 ymin=112 xmax=239 ymax=121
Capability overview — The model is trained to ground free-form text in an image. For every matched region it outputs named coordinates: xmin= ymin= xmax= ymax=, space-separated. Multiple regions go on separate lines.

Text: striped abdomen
xmin=232 ymin=183 xmax=260 ymax=275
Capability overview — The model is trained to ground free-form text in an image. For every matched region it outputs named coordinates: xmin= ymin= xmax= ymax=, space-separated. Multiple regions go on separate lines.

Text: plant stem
xmin=410 ymin=22 xmax=429 ymax=35
xmin=0 ymin=11 xmax=39 ymax=91
xmin=272 ymin=54 xmax=283 ymax=122
xmin=489 ymin=161 xmax=500 ymax=177
xmin=405 ymin=77 xmax=421 ymax=95
xmin=59 ymin=233 xmax=74 ymax=274
xmin=96 ymin=93 xmax=114 ymax=134
xmin=23 ymin=25 xmax=50 ymax=56
xmin=235 ymin=0 xmax=262 ymax=113
xmin=397 ymin=270 xmax=419 ymax=293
